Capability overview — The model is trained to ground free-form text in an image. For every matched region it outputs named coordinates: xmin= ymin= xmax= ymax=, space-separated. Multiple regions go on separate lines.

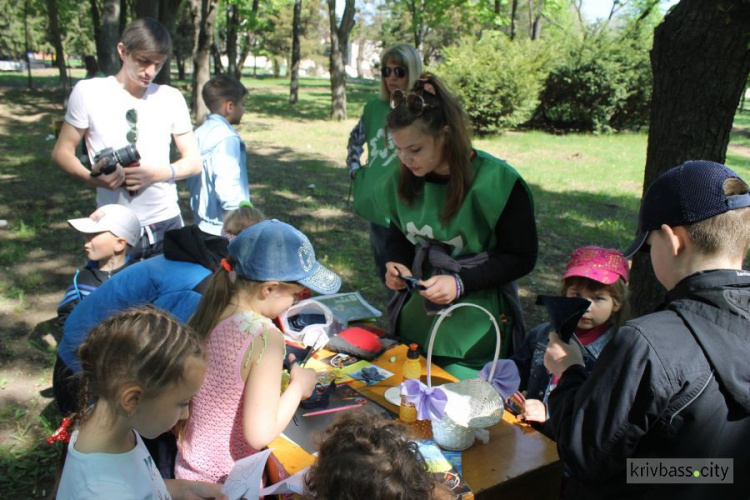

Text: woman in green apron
xmin=378 ymin=74 xmax=538 ymax=380
xmin=346 ymin=44 xmax=422 ymax=283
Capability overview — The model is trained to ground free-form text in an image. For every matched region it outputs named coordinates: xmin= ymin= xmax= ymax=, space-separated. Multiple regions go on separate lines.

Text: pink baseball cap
xmin=562 ymin=246 xmax=629 ymax=285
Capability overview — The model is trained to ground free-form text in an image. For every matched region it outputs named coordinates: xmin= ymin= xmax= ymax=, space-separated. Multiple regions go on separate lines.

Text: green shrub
xmin=438 ymin=33 xmax=549 ymax=135
xmin=534 ymin=37 xmax=651 ymax=133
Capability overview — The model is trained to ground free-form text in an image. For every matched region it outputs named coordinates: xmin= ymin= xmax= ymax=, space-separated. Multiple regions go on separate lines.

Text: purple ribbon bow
xmin=401 ymin=379 xmax=448 ymax=421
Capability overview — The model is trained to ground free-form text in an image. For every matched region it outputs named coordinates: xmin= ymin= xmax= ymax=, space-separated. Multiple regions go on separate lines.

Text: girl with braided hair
xmin=55 ymin=307 xmax=224 ymax=499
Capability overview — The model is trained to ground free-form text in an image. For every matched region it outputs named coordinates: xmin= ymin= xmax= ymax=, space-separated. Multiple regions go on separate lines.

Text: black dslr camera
xmin=92 ymin=144 xmax=140 ymax=176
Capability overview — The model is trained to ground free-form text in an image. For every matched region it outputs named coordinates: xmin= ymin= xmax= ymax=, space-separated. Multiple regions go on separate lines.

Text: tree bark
xmin=510 ymin=0 xmax=518 ymax=40
xmin=46 ymin=0 xmax=69 ymax=94
xmin=119 ymin=0 xmax=127 ymax=34
xmin=191 ymin=0 xmax=220 ymax=124
xmin=155 ymin=0 xmax=185 ymax=85
xmin=226 ymin=3 xmax=239 ymax=79
xmin=211 ymin=42 xmax=224 ymax=74
xmin=327 ymin=0 xmax=355 ymax=121
xmin=136 ymin=0 xmax=159 ymax=18
xmin=356 ymin=35 xmax=365 ymax=78
xmin=629 ymin=0 xmax=750 ymax=316
xmin=89 ymin=0 xmax=105 ymax=71
xmin=289 ymin=0 xmax=302 ymax=105
xmin=100 ymin=0 xmax=121 ymax=76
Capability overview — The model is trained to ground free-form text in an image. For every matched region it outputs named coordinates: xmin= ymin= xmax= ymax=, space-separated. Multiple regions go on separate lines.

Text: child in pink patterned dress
xmin=175 ymin=219 xmax=342 ymax=483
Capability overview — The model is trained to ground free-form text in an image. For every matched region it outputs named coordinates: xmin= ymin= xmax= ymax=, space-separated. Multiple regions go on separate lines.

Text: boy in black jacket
xmin=57 ymin=204 xmax=140 ymax=326
xmin=544 ymin=161 xmax=750 ymax=499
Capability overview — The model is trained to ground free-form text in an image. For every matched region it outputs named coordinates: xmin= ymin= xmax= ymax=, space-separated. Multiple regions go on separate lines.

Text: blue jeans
xmin=127 ymin=214 xmax=183 ymax=261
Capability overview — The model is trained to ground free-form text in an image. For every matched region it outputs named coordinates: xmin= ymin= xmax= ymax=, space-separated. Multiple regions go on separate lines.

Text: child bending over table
xmin=304 ymin=411 xmax=455 ymax=500
xmin=175 ymin=219 xmax=341 ymax=483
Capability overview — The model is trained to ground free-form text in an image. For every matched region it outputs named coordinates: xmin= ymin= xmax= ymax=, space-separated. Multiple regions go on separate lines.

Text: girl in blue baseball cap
xmin=175 ymin=219 xmax=342 ymax=483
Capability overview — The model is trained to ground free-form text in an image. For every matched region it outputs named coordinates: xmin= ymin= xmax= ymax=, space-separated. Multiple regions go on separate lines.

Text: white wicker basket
xmin=426 ymin=303 xmax=505 ymax=451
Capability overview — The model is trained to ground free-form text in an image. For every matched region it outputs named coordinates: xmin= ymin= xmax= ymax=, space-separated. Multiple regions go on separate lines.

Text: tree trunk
xmin=119 ymin=0 xmax=128 ymax=34
xmin=289 ymin=0 xmax=302 ymax=105
xmin=89 ymin=0 xmax=105 ymax=71
xmin=509 ymin=0 xmax=518 ymax=39
xmin=629 ymin=0 xmax=750 ymax=316
xmin=356 ymin=35 xmax=365 ymax=78
xmin=238 ymin=32 xmax=252 ymax=77
xmin=176 ymin=55 xmax=186 ymax=80
xmin=191 ymin=0 xmax=220 ymax=124
xmin=46 ymin=0 xmax=69 ymax=94
xmin=327 ymin=0 xmax=355 ymax=121
xmin=154 ymin=0 xmax=184 ymax=85
xmin=226 ymin=3 xmax=239 ymax=79
xmin=211 ymin=42 xmax=224 ymax=74
xmin=23 ymin=0 xmax=32 ymax=89
xmin=100 ymin=0 xmax=121 ymax=76
xmin=531 ymin=14 xmax=542 ymax=40
xmin=135 ymin=0 xmax=159 ymax=18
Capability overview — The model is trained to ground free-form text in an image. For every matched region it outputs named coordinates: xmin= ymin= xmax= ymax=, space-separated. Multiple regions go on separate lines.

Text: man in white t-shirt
xmin=52 ymin=18 xmax=200 ymax=260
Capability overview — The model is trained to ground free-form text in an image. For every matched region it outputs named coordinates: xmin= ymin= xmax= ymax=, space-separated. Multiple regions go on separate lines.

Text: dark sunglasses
xmin=381 ymin=66 xmax=407 ymax=78
xmin=390 ymin=89 xmax=431 ymax=117
xmin=126 ymin=108 xmax=138 ymax=143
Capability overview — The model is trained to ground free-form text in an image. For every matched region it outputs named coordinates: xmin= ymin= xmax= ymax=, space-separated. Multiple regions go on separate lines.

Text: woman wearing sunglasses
xmin=379 ymin=74 xmax=538 ymax=380
xmin=346 ymin=44 xmax=422 ymax=285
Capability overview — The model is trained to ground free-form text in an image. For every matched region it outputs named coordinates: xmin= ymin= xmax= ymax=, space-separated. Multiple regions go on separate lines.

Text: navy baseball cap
xmin=624 ymin=160 xmax=750 ymax=258
xmin=229 ymin=219 xmax=342 ymax=294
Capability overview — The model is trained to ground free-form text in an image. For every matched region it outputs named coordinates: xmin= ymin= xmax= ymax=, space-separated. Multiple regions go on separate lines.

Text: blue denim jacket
xmin=514 ymin=321 xmax=615 ymax=399
xmin=187 ymin=114 xmax=249 ymax=236
xmin=512 ymin=321 xmax=615 ymax=436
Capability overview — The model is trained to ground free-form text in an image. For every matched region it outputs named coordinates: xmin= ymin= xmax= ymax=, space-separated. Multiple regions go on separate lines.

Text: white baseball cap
xmin=68 ymin=204 xmax=141 ymax=246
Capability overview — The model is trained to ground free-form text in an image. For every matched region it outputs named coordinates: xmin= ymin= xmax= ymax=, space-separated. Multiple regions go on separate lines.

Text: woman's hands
xmin=420 ymin=274 xmax=458 ymax=305
xmin=384 ymin=262 xmax=458 ymax=305
xmin=385 ymin=262 xmax=410 ymax=291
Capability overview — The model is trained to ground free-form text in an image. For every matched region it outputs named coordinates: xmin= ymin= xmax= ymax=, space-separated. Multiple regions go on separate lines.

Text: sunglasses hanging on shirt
xmin=126 ymin=108 xmax=138 ymax=143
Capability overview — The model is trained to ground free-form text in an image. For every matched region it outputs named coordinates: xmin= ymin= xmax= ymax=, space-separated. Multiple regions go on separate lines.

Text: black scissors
xmin=396 ymin=268 xmax=427 ymax=291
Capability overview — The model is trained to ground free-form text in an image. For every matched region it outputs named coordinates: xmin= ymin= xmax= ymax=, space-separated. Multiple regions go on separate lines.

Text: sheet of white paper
xmin=259 ymin=466 xmax=309 ymax=496
xmin=220 ymin=448 xmax=272 ymax=500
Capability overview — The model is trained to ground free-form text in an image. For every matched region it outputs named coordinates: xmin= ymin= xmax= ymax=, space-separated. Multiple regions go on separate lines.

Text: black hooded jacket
xmin=548 ymin=269 xmax=750 ymax=499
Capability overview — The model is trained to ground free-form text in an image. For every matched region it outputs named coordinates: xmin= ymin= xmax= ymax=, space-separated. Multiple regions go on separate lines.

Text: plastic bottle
xmin=399 ymin=343 xmax=421 ymax=423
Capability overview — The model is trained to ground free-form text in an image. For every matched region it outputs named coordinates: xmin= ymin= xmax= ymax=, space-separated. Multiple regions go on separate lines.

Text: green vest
xmin=352 ymin=98 xmax=398 ymax=227
xmin=377 ymin=150 xmax=532 ymax=377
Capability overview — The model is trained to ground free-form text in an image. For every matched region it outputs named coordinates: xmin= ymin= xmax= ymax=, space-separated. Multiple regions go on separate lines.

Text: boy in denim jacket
xmin=188 ymin=75 xmax=250 ymax=236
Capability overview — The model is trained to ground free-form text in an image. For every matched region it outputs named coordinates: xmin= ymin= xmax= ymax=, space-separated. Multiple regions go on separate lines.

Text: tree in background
xmin=289 ymin=0 xmax=301 ymax=104
xmin=190 ymin=0 xmax=220 ymax=123
xmin=45 ymin=0 xmax=69 ymax=93
xmin=327 ymin=0 xmax=355 ymax=120
xmin=629 ymin=0 xmax=750 ymax=315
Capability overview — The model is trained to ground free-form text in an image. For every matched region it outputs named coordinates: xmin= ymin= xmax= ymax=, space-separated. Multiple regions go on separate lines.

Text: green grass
xmin=1 ymin=74 xmax=750 ymax=497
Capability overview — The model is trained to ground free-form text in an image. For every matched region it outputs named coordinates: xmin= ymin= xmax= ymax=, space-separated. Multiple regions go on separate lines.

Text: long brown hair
xmin=386 ymin=73 xmax=473 ymax=225
xmin=187 ymin=256 xmax=262 ymax=341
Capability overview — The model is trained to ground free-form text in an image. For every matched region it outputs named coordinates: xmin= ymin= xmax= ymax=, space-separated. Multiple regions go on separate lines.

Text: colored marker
xmin=302 ymin=402 xmax=365 ymax=417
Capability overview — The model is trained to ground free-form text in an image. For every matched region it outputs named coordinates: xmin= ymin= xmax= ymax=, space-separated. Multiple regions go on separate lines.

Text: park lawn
xmin=0 ymin=71 xmax=749 ymax=497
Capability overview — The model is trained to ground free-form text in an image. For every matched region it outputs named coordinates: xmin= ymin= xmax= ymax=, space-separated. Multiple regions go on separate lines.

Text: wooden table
xmin=270 ymin=344 xmax=561 ymax=499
